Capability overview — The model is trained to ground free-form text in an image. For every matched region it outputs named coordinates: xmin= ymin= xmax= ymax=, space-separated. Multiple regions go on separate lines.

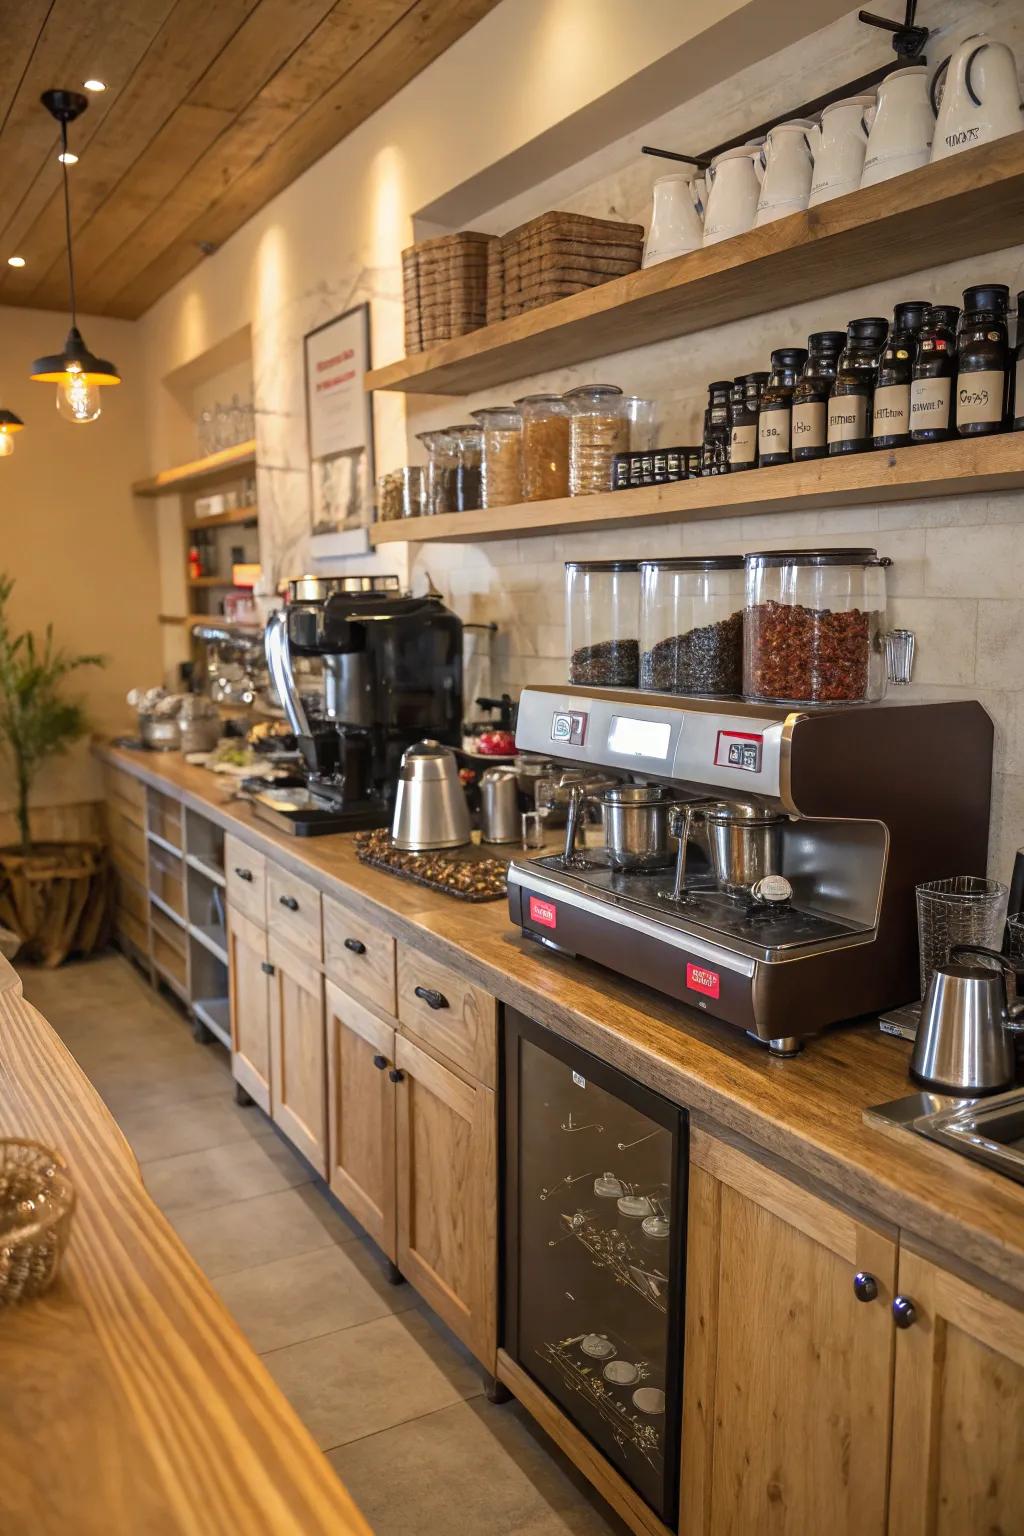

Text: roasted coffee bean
xmin=640 ymin=612 xmax=743 ymax=694
xmin=746 ymin=599 xmax=872 ymax=702
xmin=569 ymin=638 xmax=640 ymax=688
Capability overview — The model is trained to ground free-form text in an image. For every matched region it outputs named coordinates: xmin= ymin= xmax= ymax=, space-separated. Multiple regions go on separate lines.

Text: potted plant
xmin=0 ymin=575 xmax=111 ymax=965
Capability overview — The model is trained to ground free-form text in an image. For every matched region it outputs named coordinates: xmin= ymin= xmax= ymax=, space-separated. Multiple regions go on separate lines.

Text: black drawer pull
xmin=344 ymin=937 xmax=367 ymax=955
xmin=235 ymin=867 xmax=253 ymax=882
xmin=261 ymin=961 xmax=275 ymax=976
xmin=279 ymin=895 xmax=299 ymax=911
xmin=414 ymin=985 xmax=449 ymax=1011
xmin=372 ymin=1054 xmax=388 ymax=1070
xmin=388 ymin=1068 xmax=405 ymax=1083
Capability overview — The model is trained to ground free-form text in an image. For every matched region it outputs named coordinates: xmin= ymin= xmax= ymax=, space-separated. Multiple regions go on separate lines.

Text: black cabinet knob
xmin=372 ymin=1054 xmax=388 ymax=1071
xmin=344 ymin=938 xmax=367 ymax=955
xmin=388 ymin=1068 xmax=405 ymax=1083
xmin=235 ymin=867 xmax=253 ymax=882
xmin=414 ymin=985 xmax=449 ymax=1011
xmin=853 ymin=1271 xmax=878 ymax=1303
xmin=279 ymin=895 xmax=299 ymax=911
xmin=892 ymin=1295 xmax=917 ymax=1329
xmin=261 ymin=961 xmax=275 ymax=976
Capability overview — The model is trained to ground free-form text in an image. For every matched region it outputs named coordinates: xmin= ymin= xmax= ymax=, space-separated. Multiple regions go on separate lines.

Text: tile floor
xmin=18 ymin=953 xmax=626 ymax=1536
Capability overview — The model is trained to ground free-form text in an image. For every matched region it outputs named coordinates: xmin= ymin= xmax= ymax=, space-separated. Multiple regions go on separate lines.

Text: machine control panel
xmin=550 ymin=709 xmax=588 ymax=747
xmin=714 ymin=729 xmax=763 ymax=773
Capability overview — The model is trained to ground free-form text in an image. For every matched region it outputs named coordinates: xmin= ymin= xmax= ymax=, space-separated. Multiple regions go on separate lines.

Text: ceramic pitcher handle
xmin=964 ymin=43 xmax=987 ymax=109
xmin=753 ymin=150 xmax=765 ymax=184
xmin=863 ymin=102 xmax=877 ymax=134
xmin=692 ymin=177 xmax=707 ymax=218
xmin=930 ymin=55 xmax=950 ymax=117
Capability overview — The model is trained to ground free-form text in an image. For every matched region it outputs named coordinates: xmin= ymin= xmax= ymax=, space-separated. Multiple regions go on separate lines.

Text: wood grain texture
xmin=267 ymin=862 xmax=323 ymax=963
xmin=369 ymin=433 xmax=1024 ymax=546
xmin=228 ymin=907 xmax=272 ymax=1111
xmin=325 ymin=979 xmax=397 ymax=1259
xmin=396 ymin=941 xmax=497 ymax=1087
xmin=131 ymin=441 xmax=256 ymax=496
xmin=94 ymin=742 xmax=1024 ymax=1292
xmin=268 ymin=934 xmax=327 ymax=1175
xmin=323 ymin=893 xmax=397 ymax=1015
xmin=0 ymin=966 xmax=371 ymax=1535
xmin=225 ymin=831 xmax=267 ymax=926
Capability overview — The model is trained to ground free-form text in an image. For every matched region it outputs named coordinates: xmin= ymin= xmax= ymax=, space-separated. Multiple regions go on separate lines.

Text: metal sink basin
xmin=913 ymin=1088 xmax=1024 ymax=1185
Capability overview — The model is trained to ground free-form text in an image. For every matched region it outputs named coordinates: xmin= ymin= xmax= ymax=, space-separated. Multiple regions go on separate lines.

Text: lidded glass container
xmin=792 ymin=332 xmax=845 ymax=461
xmin=910 ymin=304 xmax=960 ymax=442
xmin=758 ymin=348 xmax=807 ymax=467
xmin=873 ymin=301 xmax=928 ymax=449
xmin=448 ymin=423 xmax=482 ymax=511
xmin=515 ymin=393 xmax=570 ymax=501
xmin=956 ymin=283 xmax=1010 ymax=436
xmin=700 ymin=381 xmax=733 ymax=476
xmin=729 ymin=372 xmax=768 ymax=471
xmin=743 ymin=547 xmax=892 ymax=704
xmin=415 ymin=429 xmax=457 ymax=515
xmin=639 ymin=556 xmax=745 ymax=695
xmin=565 ymin=560 xmax=640 ymax=688
xmin=565 ymin=384 xmax=629 ymax=495
xmin=470 ymin=405 xmax=522 ymax=508
xmin=827 ymin=318 xmax=888 ymax=455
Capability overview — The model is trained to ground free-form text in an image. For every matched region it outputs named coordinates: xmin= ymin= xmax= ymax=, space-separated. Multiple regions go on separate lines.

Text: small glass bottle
xmin=828 ymin=317 xmax=888 ymax=456
xmin=758 ymin=348 xmax=807 ymax=467
xmin=956 ymin=283 xmax=1010 ymax=437
xmin=792 ymin=332 xmax=845 ymax=462
xmin=701 ymin=380 xmax=733 ymax=476
xmin=873 ymin=301 xmax=929 ymax=450
xmin=910 ymin=305 xmax=960 ymax=443
xmin=729 ymin=372 xmax=768 ymax=471
xmin=1015 ymin=291 xmax=1024 ymax=432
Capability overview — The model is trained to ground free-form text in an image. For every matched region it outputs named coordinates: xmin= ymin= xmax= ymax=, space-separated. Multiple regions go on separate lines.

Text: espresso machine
xmin=260 ymin=574 xmax=462 ymax=834
xmin=508 ymin=686 xmax=993 ymax=1053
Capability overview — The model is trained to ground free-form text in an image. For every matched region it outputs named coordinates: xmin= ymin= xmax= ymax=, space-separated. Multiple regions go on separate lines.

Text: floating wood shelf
xmin=185 ymin=505 xmax=258 ymax=531
xmin=365 ymin=134 xmax=1024 ymax=396
xmin=369 ymin=433 xmax=1024 ymax=545
xmin=188 ymin=576 xmax=243 ymax=589
xmin=132 ymin=440 xmax=256 ymax=496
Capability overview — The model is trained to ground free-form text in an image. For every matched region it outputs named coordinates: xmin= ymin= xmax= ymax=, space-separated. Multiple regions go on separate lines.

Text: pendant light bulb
xmin=0 ymin=408 xmax=25 ymax=456
xmin=0 ymin=433 xmax=14 ymax=458
xmin=57 ymin=366 xmax=101 ymax=424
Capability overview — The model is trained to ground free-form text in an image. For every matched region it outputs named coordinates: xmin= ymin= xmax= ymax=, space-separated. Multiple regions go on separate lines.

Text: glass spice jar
xmin=872 ymin=301 xmax=928 ymax=450
xmin=565 ymin=560 xmax=640 ymax=687
xmin=729 ymin=372 xmax=768 ymax=471
xmin=827 ymin=317 xmax=888 ymax=456
xmin=448 ymin=423 xmax=482 ymax=511
xmin=623 ymin=396 xmax=658 ymax=452
xmin=1014 ymin=291 xmax=1024 ymax=431
xmin=471 ymin=405 xmax=522 ymax=508
xmin=565 ymin=384 xmax=629 ymax=495
xmin=415 ymin=429 xmax=458 ymax=515
xmin=377 ymin=469 xmax=403 ymax=522
xmin=701 ymin=381 xmax=733 ymax=476
xmin=743 ymin=547 xmax=892 ymax=704
xmin=956 ymin=283 xmax=1010 ymax=437
xmin=792 ymin=332 xmax=845 ymax=461
xmin=758 ymin=348 xmax=807 ymax=467
xmin=910 ymin=304 xmax=960 ymax=443
xmin=515 ymin=393 xmax=570 ymax=501
xmin=639 ymin=556 xmax=745 ymax=695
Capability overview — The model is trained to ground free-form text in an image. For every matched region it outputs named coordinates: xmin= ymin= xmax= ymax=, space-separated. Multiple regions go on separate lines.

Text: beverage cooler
xmin=502 ymin=1009 xmax=687 ymax=1526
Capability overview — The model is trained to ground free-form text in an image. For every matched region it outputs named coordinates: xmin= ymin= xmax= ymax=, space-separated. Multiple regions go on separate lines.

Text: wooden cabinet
xmin=394 ymin=1031 xmax=496 ymax=1369
xmin=324 ymin=895 xmax=396 ymax=1015
xmin=224 ymin=833 xmax=267 ymax=926
xmin=325 ymin=981 xmax=396 ymax=1260
xmin=396 ymin=943 xmax=497 ymax=1087
xmin=888 ymin=1249 xmax=1024 ymax=1535
xmin=681 ymin=1130 xmax=897 ymax=1536
xmin=268 ymin=935 xmax=327 ymax=1176
xmin=267 ymin=863 xmax=322 ymax=962
xmin=227 ymin=909 xmax=272 ymax=1113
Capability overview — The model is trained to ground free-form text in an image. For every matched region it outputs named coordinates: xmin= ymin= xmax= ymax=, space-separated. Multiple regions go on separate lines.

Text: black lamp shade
xmin=0 ymin=410 xmax=24 ymax=432
xmin=31 ymin=325 xmax=120 ymax=386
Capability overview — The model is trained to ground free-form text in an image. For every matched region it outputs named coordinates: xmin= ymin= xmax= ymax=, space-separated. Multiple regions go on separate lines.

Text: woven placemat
xmin=355 ymin=829 xmax=508 ymax=902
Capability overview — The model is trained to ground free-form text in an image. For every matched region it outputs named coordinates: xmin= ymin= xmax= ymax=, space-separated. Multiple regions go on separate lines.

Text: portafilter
xmin=391 ymin=740 xmax=471 ymax=851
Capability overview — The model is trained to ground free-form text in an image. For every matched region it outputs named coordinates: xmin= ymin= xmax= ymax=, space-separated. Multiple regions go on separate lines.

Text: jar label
xmin=827 ymin=396 xmax=867 ymax=443
xmin=956 ymin=368 xmax=1005 ymax=427
xmin=872 ymin=383 xmax=910 ymax=437
xmin=758 ymin=409 xmax=790 ymax=457
xmin=792 ymin=401 xmax=826 ymax=448
xmin=730 ymin=423 xmax=757 ymax=464
xmin=910 ymin=376 xmax=951 ymax=428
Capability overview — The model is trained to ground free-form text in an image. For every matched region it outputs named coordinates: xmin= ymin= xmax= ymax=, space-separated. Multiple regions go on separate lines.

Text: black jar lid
xmin=708 ymin=379 xmax=733 ymax=396
xmin=639 ymin=555 xmax=745 ymax=572
xmin=769 ymin=347 xmax=808 ymax=370
xmin=923 ymin=303 xmax=961 ymax=328
xmin=564 ymin=560 xmax=640 ymax=573
xmin=893 ymin=300 xmax=929 ymax=332
xmin=743 ymin=370 xmax=771 ymax=386
xmin=846 ymin=317 xmax=889 ymax=342
xmin=745 ymin=547 xmax=890 ymax=568
xmin=962 ymin=283 xmax=1010 ymax=314
xmin=808 ymin=330 xmax=846 ymax=353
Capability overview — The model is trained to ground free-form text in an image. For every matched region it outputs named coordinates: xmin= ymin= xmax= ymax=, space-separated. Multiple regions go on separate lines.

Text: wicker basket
xmin=0 ymin=1140 xmax=76 ymax=1305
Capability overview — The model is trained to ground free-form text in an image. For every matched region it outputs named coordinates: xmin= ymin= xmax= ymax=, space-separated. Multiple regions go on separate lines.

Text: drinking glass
xmin=915 ymin=875 xmax=1008 ymax=998
xmin=1006 ymin=913 xmax=1024 ymax=962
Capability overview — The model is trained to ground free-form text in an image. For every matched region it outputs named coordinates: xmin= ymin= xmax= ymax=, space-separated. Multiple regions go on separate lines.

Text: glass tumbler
xmin=915 ymin=875 xmax=1008 ymax=998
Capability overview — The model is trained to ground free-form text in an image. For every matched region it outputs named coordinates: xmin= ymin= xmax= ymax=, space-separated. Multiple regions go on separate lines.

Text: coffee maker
xmin=509 ymin=686 xmax=993 ymax=1053
xmin=261 ymin=575 xmax=462 ymax=834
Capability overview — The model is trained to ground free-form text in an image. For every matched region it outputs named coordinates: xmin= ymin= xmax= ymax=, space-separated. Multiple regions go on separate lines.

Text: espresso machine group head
xmin=264 ymin=574 xmax=462 ymax=834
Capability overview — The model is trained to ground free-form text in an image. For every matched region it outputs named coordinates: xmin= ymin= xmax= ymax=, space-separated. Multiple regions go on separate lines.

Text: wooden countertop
xmin=97 ymin=742 xmax=1024 ymax=1295
xmin=0 ymin=957 xmax=371 ymax=1536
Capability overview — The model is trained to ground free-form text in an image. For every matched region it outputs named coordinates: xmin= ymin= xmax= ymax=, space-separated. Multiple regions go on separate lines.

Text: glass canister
xmin=471 ymin=405 xmax=522 ymax=508
xmin=872 ymin=300 xmax=928 ymax=449
xmin=792 ymin=332 xmax=845 ymax=461
xmin=729 ymin=372 xmax=768 ymax=471
xmin=565 ymin=560 xmax=640 ymax=687
xmin=639 ymin=556 xmax=745 ymax=695
xmin=415 ymin=429 xmax=457 ymax=515
xmin=827 ymin=317 xmax=888 ymax=455
xmin=515 ymin=393 xmax=570 ymax=501
xmin=743 ymin=547 xmax=892 ymax=704
xmin=700 ymin=381 xmax=733 ymax=476
xmin=566 ymin=384 xmax=629 ymax=495
xmin=758 ymin=348 xmax=807 ymax=467
xmin=910 ymin=304 xmax=960 ymax=442
xmin=448 ymin=423 xmax=482 ymax=511
xmin=956 ymin=283 xmax=1011 ymax=437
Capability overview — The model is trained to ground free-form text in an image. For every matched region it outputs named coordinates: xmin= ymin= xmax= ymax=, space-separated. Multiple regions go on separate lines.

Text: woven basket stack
xmin=402 ymin=231 xmax=496 ymax=354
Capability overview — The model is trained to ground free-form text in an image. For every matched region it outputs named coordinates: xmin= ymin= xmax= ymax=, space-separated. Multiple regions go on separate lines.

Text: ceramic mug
xmin=861 ymin=65 xmax=934 ymax=187
xmin=808 ymin=95 xmax=876 ymax=206
xmin=643 ymin=170 xmax=706 ymax=266
xmin=703 ymin=144 xmax=763 ymax=246
xmin=755 ymin=120 xmax=815 ymax=226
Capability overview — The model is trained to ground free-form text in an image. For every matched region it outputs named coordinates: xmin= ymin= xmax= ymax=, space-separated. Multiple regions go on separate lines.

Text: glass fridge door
xmin=503 ymin=1008 xmax=687 ymax=1525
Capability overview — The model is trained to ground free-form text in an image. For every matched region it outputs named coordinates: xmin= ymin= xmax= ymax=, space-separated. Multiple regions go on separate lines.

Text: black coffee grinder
xmin=260 ymin=575 xmax=463 ymax=835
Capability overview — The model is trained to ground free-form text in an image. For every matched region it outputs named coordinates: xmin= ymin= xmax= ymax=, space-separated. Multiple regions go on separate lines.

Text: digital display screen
xmin=607 ymin=715 xmax=672 ymax=760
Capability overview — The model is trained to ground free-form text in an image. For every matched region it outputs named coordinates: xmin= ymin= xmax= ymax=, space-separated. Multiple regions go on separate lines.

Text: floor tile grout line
xmin=138 ymin=1125 xmax=290 ymax=1172
xmin=319 ymin=1387 xmax=488 ymax=1456
xmin=253 ymin=1298 xmax=420 ymax=1361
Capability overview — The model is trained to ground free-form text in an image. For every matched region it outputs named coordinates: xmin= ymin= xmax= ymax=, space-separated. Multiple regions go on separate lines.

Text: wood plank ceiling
xmin=0 ymin=0 xmax=499 ymax=320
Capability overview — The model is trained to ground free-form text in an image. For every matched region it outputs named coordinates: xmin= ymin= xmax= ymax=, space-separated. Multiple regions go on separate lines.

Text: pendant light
xmin=30 ymin=90 xmax=120 ymax=424
xmin=0 ymin=410 xmax=24 ymax=458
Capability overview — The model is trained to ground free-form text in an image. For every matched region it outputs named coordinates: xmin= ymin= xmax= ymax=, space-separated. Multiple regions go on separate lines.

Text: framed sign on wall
xmin=304 ymin=302 xmax=375 ymax=533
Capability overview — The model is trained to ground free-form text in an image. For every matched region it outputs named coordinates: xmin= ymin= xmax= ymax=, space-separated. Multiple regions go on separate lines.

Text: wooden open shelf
xmin=188 ymin=576 xmax=243 ymax=589
xmin=366 ymin=134 xmax=1024 ymax=397
xmin=132 ymin=440 xmax=256 ymax=496
xmin=369 ymin=433 xmax=1024 ymax=545
xmin=185 ymin=505 xmax=258 ymax=531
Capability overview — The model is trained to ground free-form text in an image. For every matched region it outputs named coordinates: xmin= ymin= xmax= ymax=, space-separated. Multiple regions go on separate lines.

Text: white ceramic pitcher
xmin=643 ymin=169 xmax=706 ymax=266
xmin=861 ymin=66 xmax=934 ymax=187
xmin=703 ymin=144 xmax=763 ymax=246
xmin=931 ymin=34 xmax=1024 ymax=161
xmin=808 ymin=95 xmax=876 ymax=206
xmin=755 ymin=119 xmax=815 ymax=226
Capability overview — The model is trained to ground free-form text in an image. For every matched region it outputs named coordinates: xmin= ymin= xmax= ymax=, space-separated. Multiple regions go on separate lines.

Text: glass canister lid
xmin=563 ymin=383 xmax=624 ymax=407
xmin=469 ymin=404 xmax=520 ymax=424
xmin=744 ymin=547 xmax=891 ymax=567
xmin=513 ymin=392 xmax=568 ymax=410
xmin=565 ymin=559 xmax=640 ymax=573
xmin=639 ymin=555 xmax=744 ymax=572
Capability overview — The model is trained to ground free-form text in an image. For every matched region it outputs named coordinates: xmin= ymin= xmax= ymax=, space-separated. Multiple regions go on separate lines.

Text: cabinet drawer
xmin=324 ymin=895 xmax=396 ymax=1015
xmin=396 ymin=944 xmax=496 ymax=1087
xmin=225 ymin=834 xmax=266 ymax=926
xmin=267 ymin=863 xmax=322 ymax=963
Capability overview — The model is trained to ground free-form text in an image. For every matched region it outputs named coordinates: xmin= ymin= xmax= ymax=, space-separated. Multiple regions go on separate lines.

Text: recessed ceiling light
xmin=83 ymin=79 xmax=106 ymax=92
xmin=58 ymin=151 xmax=78 ymax=165
xmin=7 ymin=255 xmax=26 ymax=268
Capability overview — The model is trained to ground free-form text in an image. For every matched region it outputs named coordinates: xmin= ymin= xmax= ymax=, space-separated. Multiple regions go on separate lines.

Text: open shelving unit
xmin=131 ymin=440 xmax=256 ymax=496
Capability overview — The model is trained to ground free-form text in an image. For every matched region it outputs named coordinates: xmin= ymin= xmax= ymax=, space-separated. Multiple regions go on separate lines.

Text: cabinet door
xmin=394 ymin=1033 xmax=496 ymax=1369
xmin=268 ymin=937 xmax=326 ymax=1175
xmin=227 ymin=909 xmax=271 ymax=1113
xmin=681 ymin=1131 xmax=896 ymax=1536
xmin=888 ymin=1249 xmax=1024 ymax=1536
xmin=325 ymin=980 xmax=397 ymax=1260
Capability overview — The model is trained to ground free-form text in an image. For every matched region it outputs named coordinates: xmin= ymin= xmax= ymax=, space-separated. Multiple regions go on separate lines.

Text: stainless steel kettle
xmin=910 ymin=944 xmax=1024 ymax=1095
